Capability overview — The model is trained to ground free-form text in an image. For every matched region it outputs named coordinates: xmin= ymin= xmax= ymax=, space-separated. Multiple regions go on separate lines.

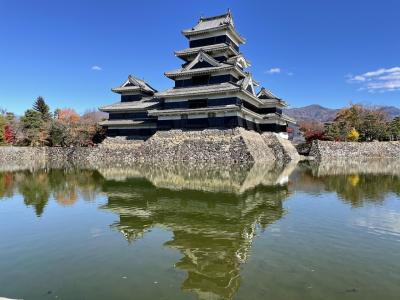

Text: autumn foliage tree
xmin=4 ymin=125 xmax=14 ymax=144
xmin=299 ymin=121 xmax=326 ymax=142
xmin=49 ymin=108 xmax=105 ymax=146
xmin=297 ymin=104 xmax=397 ymax=143
xmin=1 ymin=98 xmax=105 ymax=147
xmin=325 ymin=104 xmax=391 ymax=142
xmin=0 ymin=114 xmax=6 ymax=145
xmin=57 ymin=108 xmax=80 ymax=125
xmin=0 ymin=111 xmax=16 ymax=145
xmin=347 ymin=128 xmax=360 ymax=141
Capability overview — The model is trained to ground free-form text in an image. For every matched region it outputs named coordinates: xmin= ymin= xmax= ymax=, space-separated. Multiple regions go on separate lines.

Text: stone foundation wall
xmin=236 ymin=128 xmax=276 ymax=163
xmin=310 ymin=140 xmax=400 ymax=161
xmin=262 ymin=132 xmax=300 ymax=164
xmin=0 ymin=147 xmax=46 ymax=171
xmin=0 ymin=129 xmax=298 ymax=170
xmin=136 ymin=129 xmax=254 ymax=164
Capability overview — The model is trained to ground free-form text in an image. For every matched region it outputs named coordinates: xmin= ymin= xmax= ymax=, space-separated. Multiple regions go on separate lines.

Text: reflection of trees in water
xmin=319 ymin=174 xmax=400 ymax=207
xmin=1 ymin=162 xmax=294 ymax=299
xmin=0 ymin=169 xmax=103 ymax=216
xmin=0 ymin=172 xmax=15 ymax=198
xmin=100 ymin=174 xmax=290 ymax=300
xmin=18 ymin=171 xmax=51 ymax=216
xmin=293 ymin=161 xmax=400 ymax=207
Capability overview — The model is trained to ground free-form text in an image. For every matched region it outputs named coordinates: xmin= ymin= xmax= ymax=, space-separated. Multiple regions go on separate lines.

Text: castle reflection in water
xmin=1 ymin=160 xmax=400 ymax=299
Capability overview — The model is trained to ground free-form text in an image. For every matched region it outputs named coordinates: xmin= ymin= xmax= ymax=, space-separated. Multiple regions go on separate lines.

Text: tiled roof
xmin=257 ymin=87 xmax=280 ymax=99
xmin=149 ymin=105 xmax=239 ymax=116
xmin=98 ymin=120 xmax=145 ymax=126
xmin=175 ymin=43 xmax=238 ymax=57
xmin=165 ymin=64 xmax=235 ymax=78
xmin=112 ymin=75 xmax=157 ymax=94
xmin=281 ymin=113 xmax=296 ymax=124
xmin=99 ymin=99 xmax=158 ymax=112
xmin=156 ymin=82 xmax=240 ymax=98
xmin=182 ymin=11 xmax=245 ymax=43
xmin=236 ymin=74 xmax=259 ymax=94
xmin=166 ymin=51 xmax=246 ymax=78
xmin=187 ymin=12 xmax=233 ymax=32
xmin=256 ymin=87 xmax=288 ymax=107
xmin=182 ymin=51 xmax=220 ymax=70
xmin=226 ymin=54 xmax=251 ymax=68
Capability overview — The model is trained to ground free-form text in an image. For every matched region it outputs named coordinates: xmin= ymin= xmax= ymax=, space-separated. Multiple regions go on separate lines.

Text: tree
xmin=358 ymin=110 xmax=388 ymax=141
xmin=4 ymin=125 xmax=13 ymax=144
xmin=54 ymin=108 xmax=61 ymax=119
xmin=347 ymin=128 xmax=360 ymax=141
xmin=0 ymin=114 xmax=5 ymax=145
xmin=325 ymin=122 xmax=347 ymax=141
xmin=57 ymin=108 xmax=80 ymax=125
xmin=48 ymin=120 xmax=67 ymax=146
xmin=91 ymin=125 xmax=106 ymax=144
xmin=20 ymin=109 xmax=44 ymax=146
xmin=325 ymin=104 xmax=390 ymax=142
xmin=334 ymin=104 xmax=363 ymax=128
xmin=33 ymin=96 xmax=51 ymax=121
xmin=389 ymin=117 xmax=400 ymax=141
xmin=299 ymin=121 xmax=326 ymax=142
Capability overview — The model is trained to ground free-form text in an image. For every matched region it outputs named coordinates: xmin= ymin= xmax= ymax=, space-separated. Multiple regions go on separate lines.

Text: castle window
xmin=192 ymin=75 xmax=210 ymax=86
xmin=188 ymin=99 xmax=207 ymax=109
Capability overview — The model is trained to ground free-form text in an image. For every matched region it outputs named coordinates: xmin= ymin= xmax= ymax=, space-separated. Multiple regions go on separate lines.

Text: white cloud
xmin=265 ymin=67 xmax=294 ymax=76
xmin=347 ymin=67 xmax=400 ymax=92
xmin=91 ymin=65 xmax=102 ymax=71
xmin=266 ymin=67 xmax=281 ymax=74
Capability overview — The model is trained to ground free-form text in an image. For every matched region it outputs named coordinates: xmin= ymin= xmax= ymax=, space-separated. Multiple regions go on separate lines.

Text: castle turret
xmin=99 ymin=75 xmax=159 ymax=137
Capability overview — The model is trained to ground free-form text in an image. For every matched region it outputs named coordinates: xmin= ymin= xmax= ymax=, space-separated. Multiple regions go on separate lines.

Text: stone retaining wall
xmin=0 ymin=147 xmax=46 ymax=171
xmin=310 ymin=140 xmax=400 ymax=161
xmin=0 ymin=129 xmax=299 ymax=169
xmin=262 ymin=132 xmax=300 ymax=163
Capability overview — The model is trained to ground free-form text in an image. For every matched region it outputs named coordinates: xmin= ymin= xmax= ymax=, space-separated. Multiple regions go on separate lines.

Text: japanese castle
xmin=100 ymin=11 xmax=295 ymax=138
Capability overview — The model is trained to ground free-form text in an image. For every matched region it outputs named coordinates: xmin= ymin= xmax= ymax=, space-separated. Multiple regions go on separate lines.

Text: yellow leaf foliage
xmin=347 ymin=128 xmax=360 ymax=141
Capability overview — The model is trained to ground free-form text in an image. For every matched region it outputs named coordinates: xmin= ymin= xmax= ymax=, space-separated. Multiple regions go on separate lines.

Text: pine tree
xmin=21 ymin=109 xmax=44 ymax=146
xmin=33 ymin=96 xmax=51 ymax=121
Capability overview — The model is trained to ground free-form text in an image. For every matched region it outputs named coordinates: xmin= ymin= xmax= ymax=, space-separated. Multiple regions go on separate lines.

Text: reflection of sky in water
xmin=353 ymin=201 xmax=400 ymax=240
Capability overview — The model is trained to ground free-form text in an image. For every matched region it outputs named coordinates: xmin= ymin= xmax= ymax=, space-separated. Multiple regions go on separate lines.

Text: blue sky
xmin=0 ymin=0 xmax=399 ymax=114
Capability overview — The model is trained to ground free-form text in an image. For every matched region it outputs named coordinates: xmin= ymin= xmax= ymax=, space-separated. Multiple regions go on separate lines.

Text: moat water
xmin=0 ymin=161 xmax=400 ymax=300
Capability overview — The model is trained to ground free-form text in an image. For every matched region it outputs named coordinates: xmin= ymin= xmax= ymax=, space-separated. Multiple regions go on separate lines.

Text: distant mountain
xmin=285 ymin=105 xmax=339 ymax=123
xmin=285 ymin=104 xmax=400 ymax=123
xmin=376 ymin=106 xmax=400 ymax=120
